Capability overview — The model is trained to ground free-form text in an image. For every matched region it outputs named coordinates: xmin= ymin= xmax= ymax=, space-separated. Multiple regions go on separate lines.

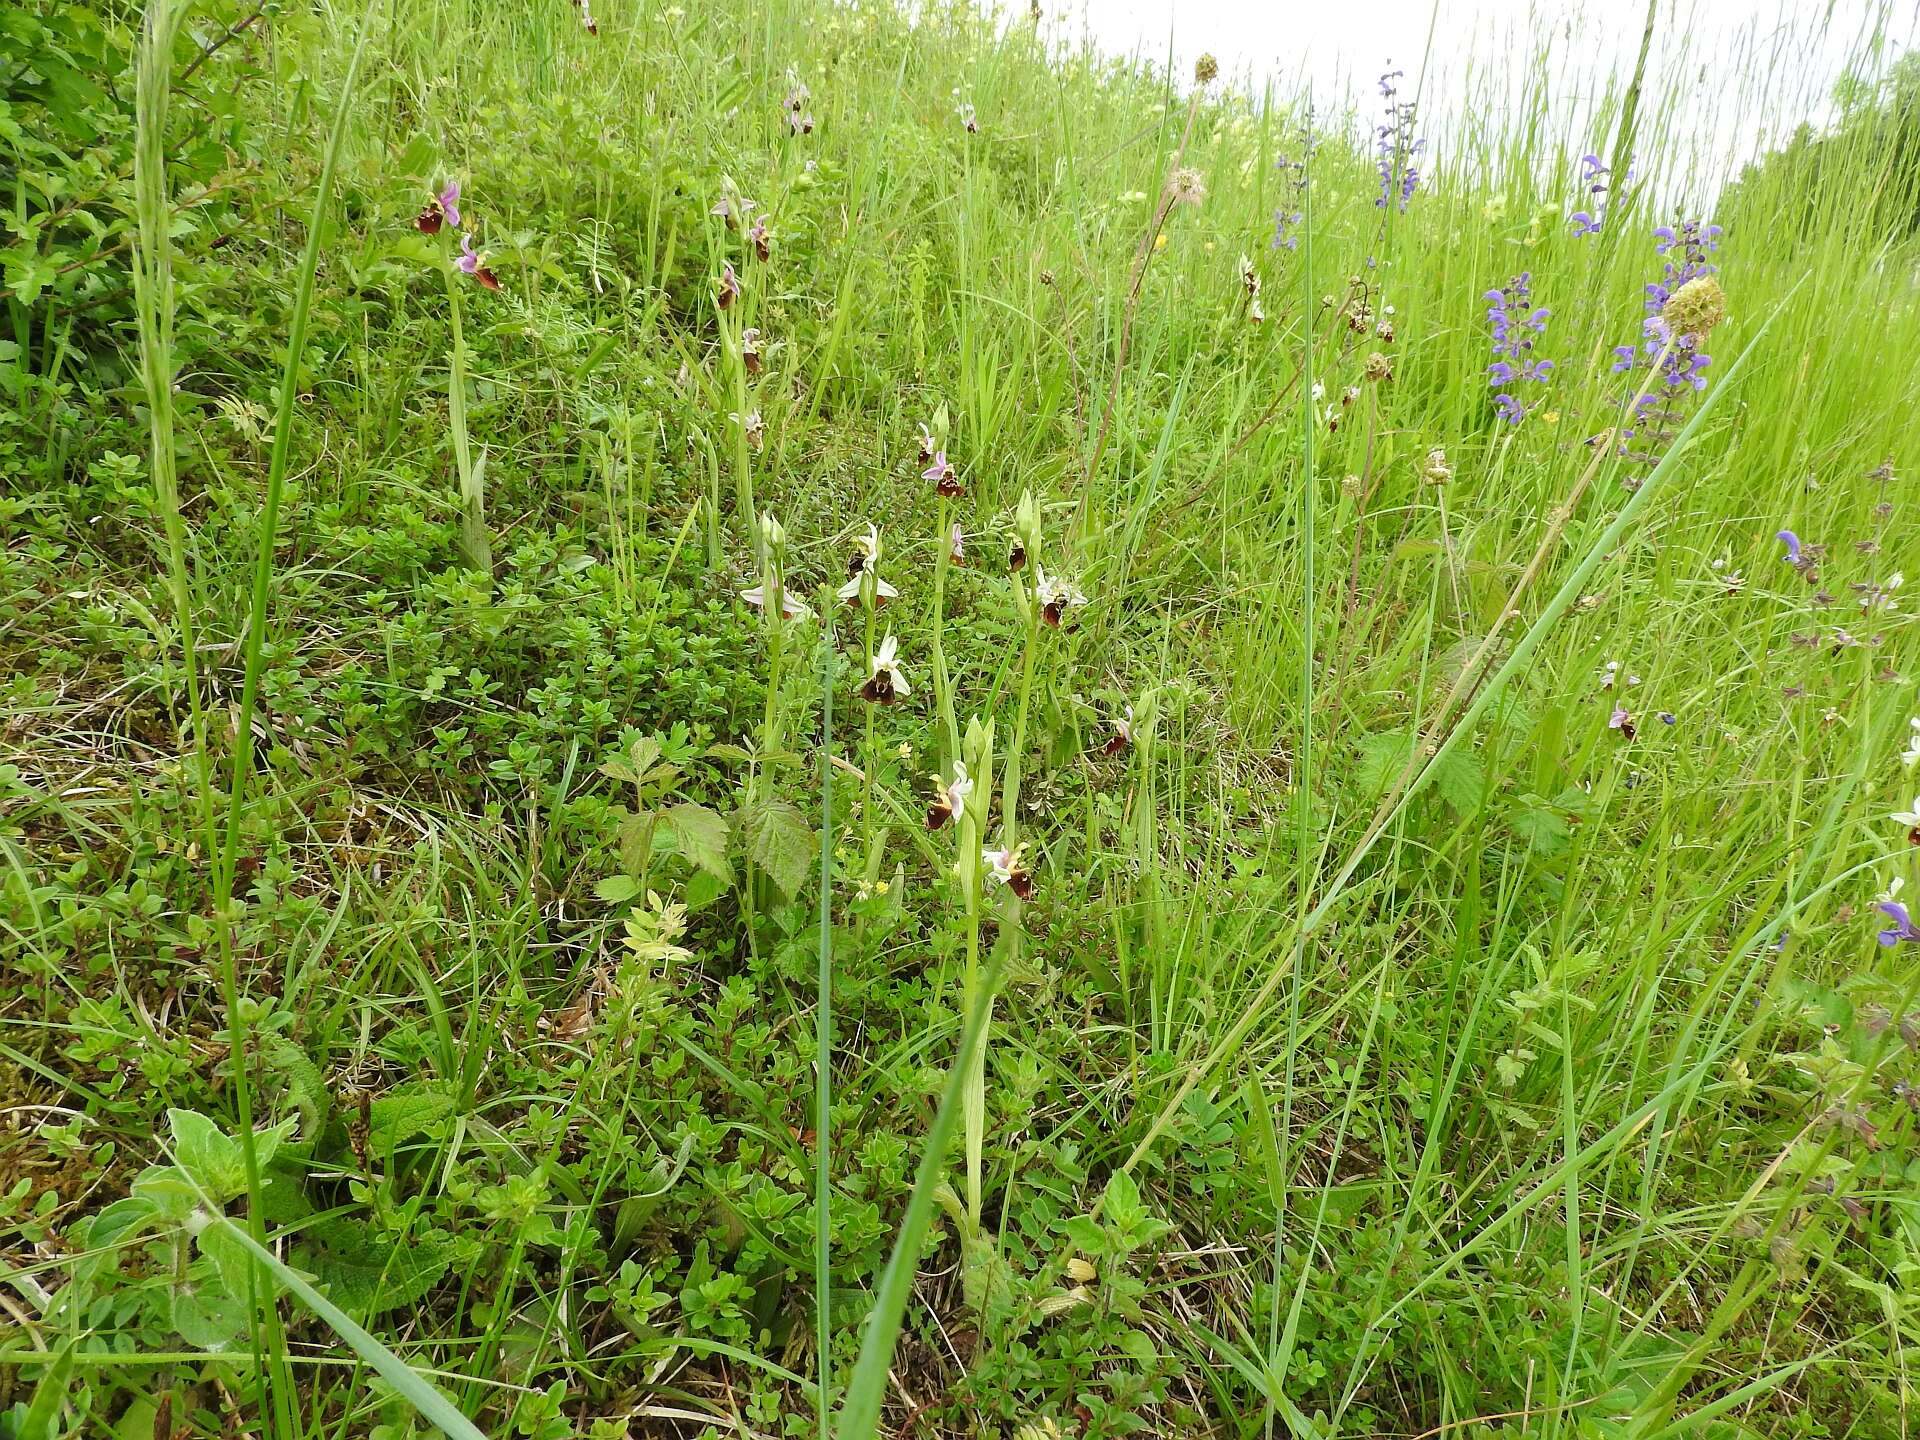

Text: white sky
xmin=1067 ymin=0 xmax=1920 ymax=190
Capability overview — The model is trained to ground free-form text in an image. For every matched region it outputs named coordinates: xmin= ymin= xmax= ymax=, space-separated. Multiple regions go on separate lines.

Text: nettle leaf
xmin=1509 ymin=793 xmax=1570 ymax=856
xmin=736 ymin=798 xmax=815 ymax=898
xmin=1429 ymin=747 xmax=1487 ymax=816
xmin=601 ymin=735 xmax=663 ymax=787
xmin=684 ymin=868 xmax=728 ymax=911
xmin=1354 ymin=729 xmax=1416 ymax=798
xmin=662 ymin=802 xmax=733 ymax=884
xmin=296 ymin=1218 xmax=457 ymax=1315
xmin=262 ymin=1034 xmax=328 ymax=1140
xmin=367 ymin=1085 xmax=456 ymax=1154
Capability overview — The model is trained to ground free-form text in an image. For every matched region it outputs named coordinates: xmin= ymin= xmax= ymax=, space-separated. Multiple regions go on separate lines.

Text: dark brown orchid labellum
xmin=861 ymin=671 xmax=899 ymax=705
xmin=1008 ymin=541 xmax=1027 ymax=573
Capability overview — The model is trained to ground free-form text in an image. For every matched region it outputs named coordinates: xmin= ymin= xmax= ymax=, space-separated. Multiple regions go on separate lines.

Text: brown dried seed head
xmin=1195 ymin=53 xmax=1219 ymax=85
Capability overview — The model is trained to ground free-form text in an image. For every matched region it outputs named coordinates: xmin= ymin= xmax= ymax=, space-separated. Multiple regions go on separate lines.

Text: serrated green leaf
xmin=166 ymin=1110 xmax=296 ymax=1202
xmin=662 ymin=802 xmax=732 ymax=883
xmin=297 ymin=1218 xmax=456 ymax=1315
xmin=617 ymin=809 xmax=656 ymax=874
xmin=263 ymin=1033 xmax=328 ymax=1139
xmin=1429 ymin=747 xmax=1487 ymax=815
xmin=131 ymin=1164 xmax=201 ymax=1225
xmin=737 ymin=797 xmax=815 ymax=898
xmin=1354 ymin=729 xmax=1415 ymax=798
xmin=367 ymin=1086 xmax=455 ymax=1153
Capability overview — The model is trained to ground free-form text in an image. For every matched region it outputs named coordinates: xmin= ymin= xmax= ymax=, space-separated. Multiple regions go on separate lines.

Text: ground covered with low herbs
xmin=3 ymin=1 xmax=1919 ymax=1437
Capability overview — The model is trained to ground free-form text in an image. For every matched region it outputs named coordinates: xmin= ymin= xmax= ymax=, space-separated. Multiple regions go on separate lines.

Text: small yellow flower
xmin=896 ymin=740 xmax=913 ymax=759
xmin=1154 ymin=233 xmax=1168 ymax=251
xmin=1541 ymin=410 xmax=1560 ymax=425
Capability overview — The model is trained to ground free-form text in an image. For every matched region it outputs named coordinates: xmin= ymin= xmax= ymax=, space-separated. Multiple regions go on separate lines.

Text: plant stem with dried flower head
xmin=813 ymin=580 xmax=836 ymax=1437
xmin=132 ymin=0 xmax=213 ymax=854
xmin=1079 ymin=84 xmax=1204 ymax=500
xmin=204 ymin=1 xmax=373 ymax=1424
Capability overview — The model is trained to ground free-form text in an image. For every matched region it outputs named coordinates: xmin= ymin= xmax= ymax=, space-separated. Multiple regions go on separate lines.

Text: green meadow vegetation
xmin=4 ymin=0 xmax=1920 ymax=1435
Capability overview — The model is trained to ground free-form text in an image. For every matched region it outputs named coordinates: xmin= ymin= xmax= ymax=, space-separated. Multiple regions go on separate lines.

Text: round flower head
xmin=1165 ymin=167 xmax=1208 ymax=208
xmin=1194 ymin=53 xmax=1219 ymax=85
xmin=861 ymin=633 xmax=910 ymax=704
xmin=1661 ymin=275 xmax=1726 ymax=340
xmin=1422 ymin=448 xmax=1453 ymax=485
